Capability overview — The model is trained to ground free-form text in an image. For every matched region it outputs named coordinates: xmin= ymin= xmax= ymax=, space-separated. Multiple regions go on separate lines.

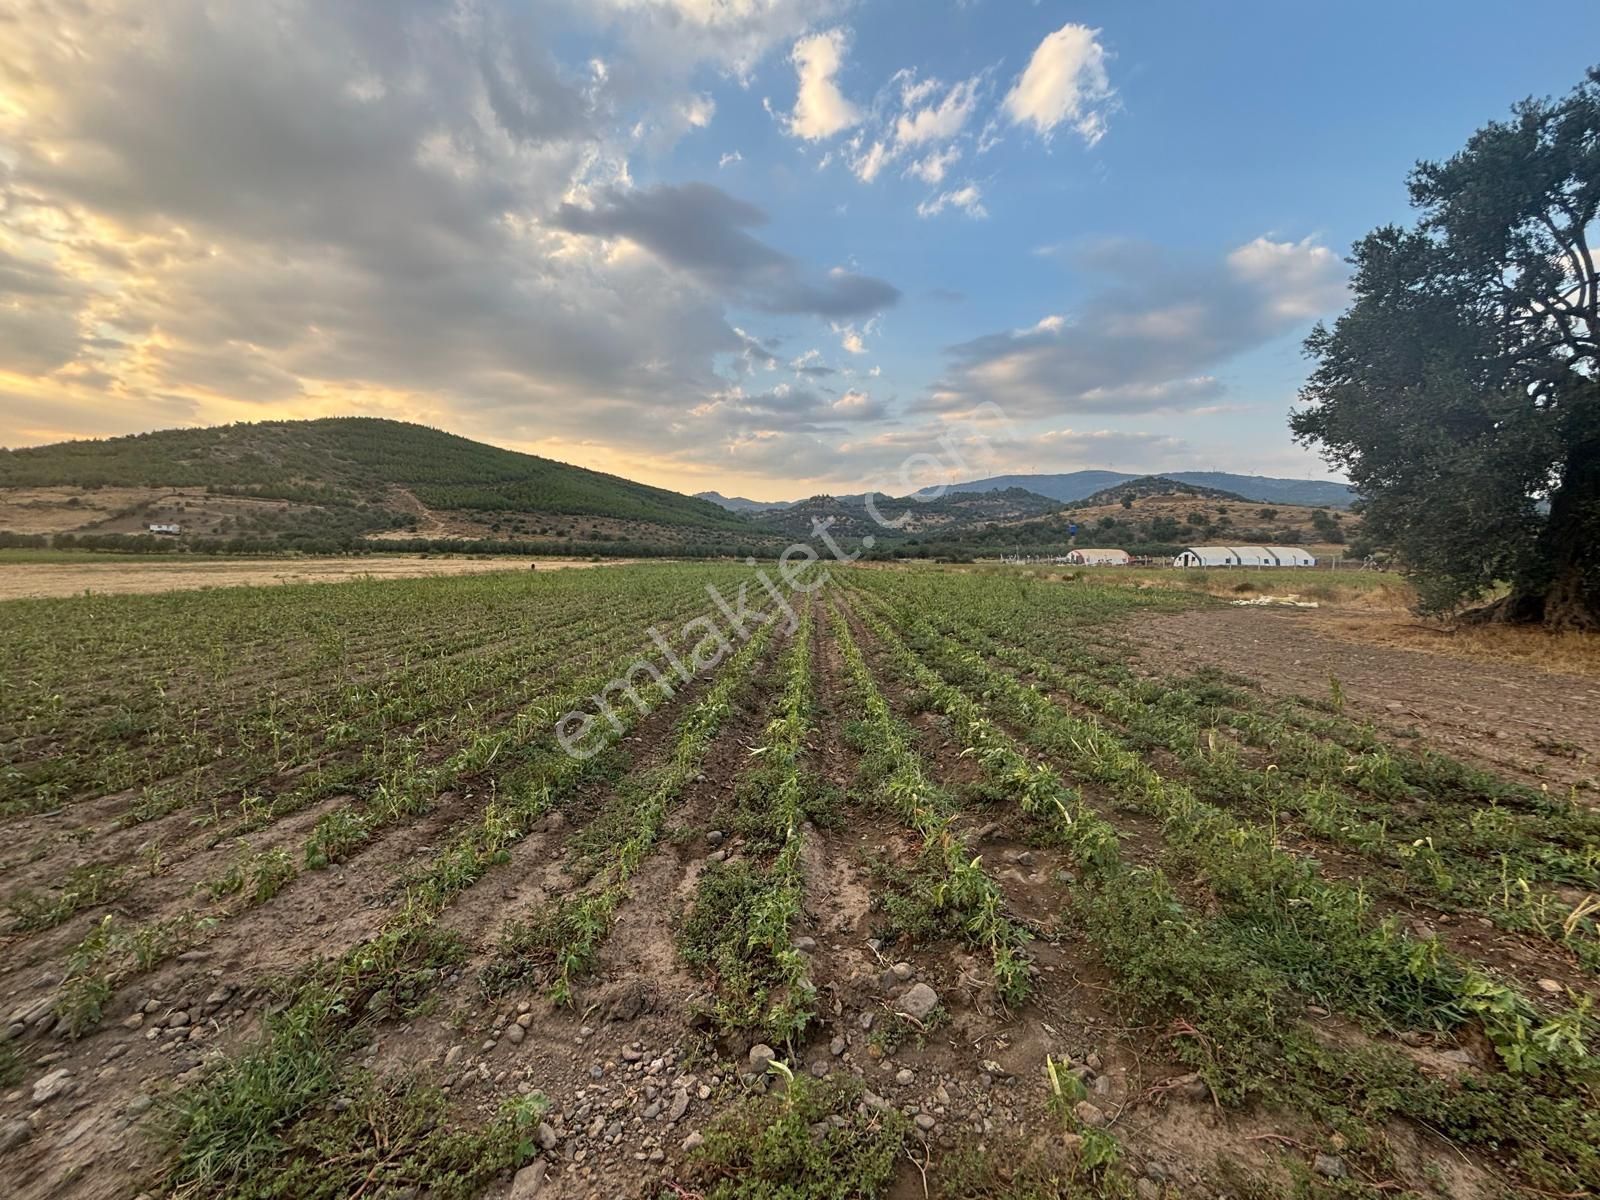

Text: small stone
xmin=506 ymin=1024 xmax=525 ymax=1046
xmin=1314 ymin=1153 xmax=1346 ymax=1179
xmin=621 ymin=1047 xmax=643 ymax=1062
xmin=829 ymin=1036 xmax=846 ymax=1057
xmin=1537 ymin=978 xmax=1564 ymax=995
xmin=510 ymin=1159 xmax=548 ymax=1198
xmin=896 ymin=982 xmax=939 ymax=1021
xmin=914 ymin=1114 xmax=936 ymax=1132
xmin=668 ymin=1089 xmax=690 ymax=1123
xmin=793 ymin=936 xmax=817 ymax=952
xmin=681 ymin=1131 xmax=705 ymax=1153
xmin=894 ymin=1068 xmax=914 ymax=1086
xmin=167 ymin=1011 xmax=191 ymax=1029
xmin=31 ymin=1068 xmax=73 ymax=1106
xmin=1085 ymin=1052 xmax=1103 ymax=1071
xmin=748 ymin=1044 xmax=777 ymax=1074
xmin=126 ymin=1093 xmax=155 ymax=1116
xmin=857 ymin=1012 xmax=874 ymax=1031
xmin=707 ymin=849 xmax=728 ymax=864
xmin=706 ymin=830 xmax=724 ymax=846
xmin=1074 ymin=1100 xmax=1106 ymax=1127
xmin=444 ymin=1045 xmax=464 ymax=1067
xmin=890 ymin=962 xmax=915 ymax=982
xmin=122 ymin=1012 xmax=145 ymax=1029
xmin=809 ymin=1060 xmax=828 ymax=1078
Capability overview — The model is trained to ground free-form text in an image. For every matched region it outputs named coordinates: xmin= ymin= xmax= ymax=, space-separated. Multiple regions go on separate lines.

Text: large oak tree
xmin=1293 ymin=69 xmax=1600 ymax=630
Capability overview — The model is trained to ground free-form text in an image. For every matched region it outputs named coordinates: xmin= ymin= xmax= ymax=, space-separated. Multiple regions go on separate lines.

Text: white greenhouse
xmin=1172 ymin=546 xmax=1317 ymax=568
xmin=1066 ymin=548 xmax=1131 ymax=566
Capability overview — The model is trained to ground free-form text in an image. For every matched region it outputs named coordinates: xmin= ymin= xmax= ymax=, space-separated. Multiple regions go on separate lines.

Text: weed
xmin=677 ymin=1073 xmax=908 ymax=1200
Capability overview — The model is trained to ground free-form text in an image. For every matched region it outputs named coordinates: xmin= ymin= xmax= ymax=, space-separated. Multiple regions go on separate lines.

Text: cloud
xmin=917 ymin=184 xmax=988 ymax=219
xmin=906 ymin=146 xmax=962 ymax=185
xmin=1226 ymin=236 xmax=1348 ymax=320
xmin=925 ymin=235 xmax=1347 ymax=417
xmin=834 ymin=323 xmax=869 ymax=354
xmin=0 ymin=0 xmax=895 ymax=478
xmin=718 ymin=150 xmax=743 ymax=168
xmin=894 ymin=76 xmax=982 ymax=146
xmin=552 ymin=184 xmax=904 ymax=318
xmin=840 ymin=67 xmax=987 ymax=190
xmin=1003 ymin=23 xmax=1113 ymax=143
xmin=786 ymin=29 xmax=860 ymax=140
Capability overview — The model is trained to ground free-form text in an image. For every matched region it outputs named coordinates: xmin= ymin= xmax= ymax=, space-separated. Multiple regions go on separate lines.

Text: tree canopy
xmin=1293 ymin=68 xmax=1600 ymax=630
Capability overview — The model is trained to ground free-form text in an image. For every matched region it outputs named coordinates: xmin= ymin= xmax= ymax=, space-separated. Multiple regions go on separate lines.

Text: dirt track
xmin=0 ymin=556 xmax=624 ymax=600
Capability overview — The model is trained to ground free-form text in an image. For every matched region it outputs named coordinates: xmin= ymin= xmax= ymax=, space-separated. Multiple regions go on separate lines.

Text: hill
xmin=755 ymin=486 xmax=1064 ymax=542
xmin=985 ymin=488 xmax=1357 ymax=554
xmin=0 ymin=418 xmax=762 ymax=553
xmin=1070 ymin=475 xmax=1247 ymax=507
xmin=915 ymin=470 xmax=1357 ymax=509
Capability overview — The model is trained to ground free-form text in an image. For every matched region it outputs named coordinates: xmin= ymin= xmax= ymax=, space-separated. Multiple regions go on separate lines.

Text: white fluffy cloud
xmin=786 ymin=29 xmax=861 ymax=140
xmin=894 ymin=75 xmax=982 ymax=146
xmin=917 ymin=184 xmax=988 ymax=219
xmin=1003 ymin=23 xmax=1113 ymax=142
xmin=906 ymin=146 xmax=962 ymax=185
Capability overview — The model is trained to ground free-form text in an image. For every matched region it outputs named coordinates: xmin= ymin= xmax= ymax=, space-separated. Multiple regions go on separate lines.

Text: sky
xmin=2 ymin=2 xmax=1597 ymax=501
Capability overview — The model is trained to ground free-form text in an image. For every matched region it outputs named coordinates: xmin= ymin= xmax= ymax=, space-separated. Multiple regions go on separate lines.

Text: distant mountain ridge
xmin=910 ymin=470 xmax=1357 ymax=509
xmin=693 ymin=470 xmax=1356 ymax=513
xmin=692 ymin=491 xmax=788 ymax=514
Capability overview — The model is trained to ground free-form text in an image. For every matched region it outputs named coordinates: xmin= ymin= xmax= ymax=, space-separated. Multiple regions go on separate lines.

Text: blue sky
xmin=3 ymin=1 xmax=1596 ymax=498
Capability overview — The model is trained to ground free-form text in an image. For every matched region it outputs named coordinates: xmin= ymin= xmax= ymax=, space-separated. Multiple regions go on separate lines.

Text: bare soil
xmin=1126 ymin=606 xmax=1600 ymax=795
xmin=0 ymin=555 xmax=623 ymax=601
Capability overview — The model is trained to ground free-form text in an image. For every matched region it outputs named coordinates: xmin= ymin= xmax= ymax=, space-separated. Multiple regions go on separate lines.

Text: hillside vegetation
xmin=0 ymin=419 xmax=747 ymax=531
xmin=758 ymin=486 xmax=1063 ymax=542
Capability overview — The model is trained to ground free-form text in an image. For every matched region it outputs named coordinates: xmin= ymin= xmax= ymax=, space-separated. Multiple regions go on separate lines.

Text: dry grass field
xmin=0 ymin=554 xmax=620 ymax=601
xmin=0 ymin=563 xmax=1595 ymax=1200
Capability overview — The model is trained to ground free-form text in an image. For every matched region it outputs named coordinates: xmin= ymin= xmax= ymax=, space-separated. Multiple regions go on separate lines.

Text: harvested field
xmin=1 ymin=563 xmax=1596 ymax=1200
xmin=0 ymin=554 xmax=621 ymax=601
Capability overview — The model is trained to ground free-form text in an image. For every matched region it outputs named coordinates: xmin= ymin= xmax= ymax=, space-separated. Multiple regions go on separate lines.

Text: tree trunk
xmin=1478 ymin=438 xmax=1600 ymax=631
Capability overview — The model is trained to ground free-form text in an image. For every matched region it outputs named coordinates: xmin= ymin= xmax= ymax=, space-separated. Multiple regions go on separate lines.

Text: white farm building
xmin=1066 ymin=548 xmax=1131 ymax=566
xmin=1173 ymin=546 xmax=1316 ymax=568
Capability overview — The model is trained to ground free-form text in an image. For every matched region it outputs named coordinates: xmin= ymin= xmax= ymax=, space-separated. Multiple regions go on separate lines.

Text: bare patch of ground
xmin=1126 ymin=606 xmax=1600 ymax=793
xmin=0 ymin=555 xmax=623 ymax=600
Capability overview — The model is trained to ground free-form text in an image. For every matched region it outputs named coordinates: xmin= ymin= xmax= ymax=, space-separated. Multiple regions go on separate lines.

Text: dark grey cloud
xmin=925 ymin=235 xmax=1346 ymax=417
xmin=552 ymin=183 xmax=900 ymax=318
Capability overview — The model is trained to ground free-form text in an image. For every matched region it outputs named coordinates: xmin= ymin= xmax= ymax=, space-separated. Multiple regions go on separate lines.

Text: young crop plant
xmin=487 ymin=619 xmax=779 ymax=1004
xmin=830 ymin=602 xmax=1032 ymax=1007
xmin=5 ymin=863 xmax=129 ymax=933
xmin=838 ymin=569 xmax=1600 ymax=1191
xmin=680 ymin=610 xmax=818 ymax=1043
xmin=855 ymin=577 xmax=1598 ymax=1076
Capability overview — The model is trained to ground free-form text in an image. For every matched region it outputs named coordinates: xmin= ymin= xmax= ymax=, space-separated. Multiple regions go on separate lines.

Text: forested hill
xmin=0 ymin=418 xmax=748 ymax=531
